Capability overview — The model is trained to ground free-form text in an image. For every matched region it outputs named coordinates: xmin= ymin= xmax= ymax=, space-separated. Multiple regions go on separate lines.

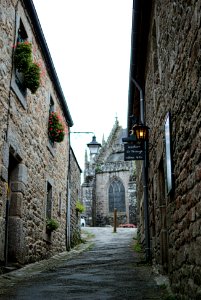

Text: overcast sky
xmin=33 ymin=0 xmax=133 ymax=176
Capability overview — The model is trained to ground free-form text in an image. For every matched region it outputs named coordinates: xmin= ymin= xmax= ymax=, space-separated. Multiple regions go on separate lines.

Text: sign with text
xmin=124 ymin=142 xmax=145 ymax=161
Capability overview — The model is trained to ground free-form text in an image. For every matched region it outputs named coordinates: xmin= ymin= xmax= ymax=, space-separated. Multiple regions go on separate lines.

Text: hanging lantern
xmin=132 ymin=123 xmax=149 ymax=141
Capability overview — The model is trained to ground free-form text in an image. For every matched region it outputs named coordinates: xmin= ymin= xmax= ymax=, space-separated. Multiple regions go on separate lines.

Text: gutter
xmin=23 ymin=0 xmax=73 ymax=127
xmin=127 ymin=0 xmax=141 ymax=132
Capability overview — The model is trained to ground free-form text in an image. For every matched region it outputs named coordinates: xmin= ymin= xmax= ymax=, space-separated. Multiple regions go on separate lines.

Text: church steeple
xmin=115 ymin=114 xmax=119 ymax=126
xmin=102 ymin=134 xmax=106 ymax=145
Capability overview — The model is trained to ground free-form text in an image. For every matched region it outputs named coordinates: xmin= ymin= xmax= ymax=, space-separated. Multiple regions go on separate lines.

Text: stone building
xmin=0 ymin=0 xmax=77 ymax=266
xmin=127 ymin=1 xmax=201 ymax=299
xmin=82 ymin=119 xmax=137 ymax=227
xmin=69 ymin=147 xmax=82 ymax=248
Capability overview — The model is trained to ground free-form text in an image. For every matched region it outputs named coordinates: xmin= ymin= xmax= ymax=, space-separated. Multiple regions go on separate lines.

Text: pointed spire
xmin=115 ymin=113 xmax=119 ymax=125
xmin=102 ymin=134 xmax=105 ymax=145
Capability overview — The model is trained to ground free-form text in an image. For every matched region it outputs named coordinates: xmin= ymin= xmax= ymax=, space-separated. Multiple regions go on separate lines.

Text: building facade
xmin=82 ymin=119 xmax=137 ymax=227
xmin=69 ymin=147 xmax=82 ymax=248
xmin=127 ymin=1 xmax=201 ymax=299
xmin=0 ymin=0 xmax=75 ymax=266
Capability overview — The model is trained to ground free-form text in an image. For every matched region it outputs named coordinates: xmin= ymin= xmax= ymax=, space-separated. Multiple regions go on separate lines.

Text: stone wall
xmin=81 ymin=183 xmax=94 ymax=226
xmin=69 ymin=148 xmax=81 ymax=247
xmin=141 ymin=1 xmax=201 ymax=298
xmin=0 ymin=0 xmax=71 ymax=265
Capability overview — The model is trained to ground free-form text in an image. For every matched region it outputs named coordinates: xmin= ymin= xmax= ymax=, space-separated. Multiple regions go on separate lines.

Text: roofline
xmin=70 ymin=146 xmax=82 ymax=173
xmin=23 ymin=0 xmax=73 ymax=127
xmin=127 ymin=0 xmax=141 ymax=132
xmin=127 ymin=0 xmax=152 ymax=132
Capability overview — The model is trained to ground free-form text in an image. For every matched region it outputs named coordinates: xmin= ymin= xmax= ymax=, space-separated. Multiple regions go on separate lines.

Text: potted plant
xmin=76 ymin=201 xmax=85 ymax=214
xmin=14 ymin=41 xmax=32 ymax=72
xmin=14 ymin=41 xmax=41 ymax=94
xmin=48 ymin=112 xmax=65 ymax=143
xmin=46 ymin=218 xmax=59 ymax=233
xmin=24 ymin=62 xmax=40 ymax=94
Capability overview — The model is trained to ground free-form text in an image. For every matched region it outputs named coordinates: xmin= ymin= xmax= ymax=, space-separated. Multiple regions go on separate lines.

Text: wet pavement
xmin=0 ymin=227 xmax=171 ymax=299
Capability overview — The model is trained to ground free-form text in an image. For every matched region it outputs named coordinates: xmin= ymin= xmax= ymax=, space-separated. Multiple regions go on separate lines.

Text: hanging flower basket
xmin=48 ymin=112 xmax=65 ymax=143
xmin=14 ymin=41 xmax=32 ymax=72
xmin=24 ymin=62 xmax=40 ymax=94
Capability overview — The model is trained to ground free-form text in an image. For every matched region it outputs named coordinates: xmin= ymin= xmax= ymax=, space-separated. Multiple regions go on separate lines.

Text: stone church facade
xmin=82 ymin=119 xmax=137 ymax=227
xmin=0 ymin=0 xmax=81 ymax=267
xmin=127 ymin=1 xmax=201 ymax=299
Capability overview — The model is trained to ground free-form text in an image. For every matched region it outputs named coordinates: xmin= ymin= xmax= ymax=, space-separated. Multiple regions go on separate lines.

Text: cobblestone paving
xmin=0 ymin=228 xmax=172 ymax=299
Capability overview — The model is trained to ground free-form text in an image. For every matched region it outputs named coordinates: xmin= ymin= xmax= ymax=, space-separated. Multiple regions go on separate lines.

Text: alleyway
xmin=0 ymin=228 xmax=170 ymax=300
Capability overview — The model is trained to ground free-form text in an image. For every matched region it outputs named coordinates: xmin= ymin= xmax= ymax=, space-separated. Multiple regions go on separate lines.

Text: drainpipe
xmin=132 ymin=78 xmax=151 ymax=263
xmin=66 ymin=130 xmax=71 ymax=251
xmin=131 ymin=78 xmax=144 ymax=124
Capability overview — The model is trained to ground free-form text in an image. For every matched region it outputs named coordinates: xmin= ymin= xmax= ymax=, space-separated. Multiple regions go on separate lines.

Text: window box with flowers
xmin=48 ymin=112 xmax=66 ymax=143
xmin=14 ymin=41 xmax=41 ymax=94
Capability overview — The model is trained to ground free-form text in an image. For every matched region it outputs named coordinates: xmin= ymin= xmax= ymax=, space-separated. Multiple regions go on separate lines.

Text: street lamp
xmin=87 ymin=136 xmax=101 ymax=159
xmin=132 ymin=123 xmax=149 ymax=141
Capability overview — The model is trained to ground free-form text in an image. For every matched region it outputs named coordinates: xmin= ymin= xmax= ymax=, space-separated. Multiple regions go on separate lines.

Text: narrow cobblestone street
xmin=0 ymin=228 xmax=171 ymax=300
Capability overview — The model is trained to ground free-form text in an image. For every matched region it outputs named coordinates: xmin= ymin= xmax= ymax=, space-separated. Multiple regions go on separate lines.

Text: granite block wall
xmin=0 ymin=0 xmax=71 ymax=265
xmin=142 ymin=1 xmax=201 ymax=298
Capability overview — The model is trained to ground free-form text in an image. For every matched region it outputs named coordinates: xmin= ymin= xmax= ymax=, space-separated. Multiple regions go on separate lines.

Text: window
xmin=11 ymin=18 xmax=29 ymax=107
xmin=48 ymin=96 xmax=55 ymax=147
xmin=58 ymin=192 xmax=62 ymax=216
xmin=46 ymin=182 xmax=52 ymax=220
xmin=164 ymin=112 xmax=173 ymax=194
xmin=15 ymin=20 xmax=28 ymax=97
xmin=49 ymin=96 xmax=54 ymax=113
xmin=109 ymin=179 xmax=125 ymax=212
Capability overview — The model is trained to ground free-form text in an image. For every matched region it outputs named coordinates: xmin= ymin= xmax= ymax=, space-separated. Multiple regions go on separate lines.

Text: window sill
xmin=11 ymin=75 xmax=27 ymax=110
xmin=47 ymin=140 xmax=56 ymax=157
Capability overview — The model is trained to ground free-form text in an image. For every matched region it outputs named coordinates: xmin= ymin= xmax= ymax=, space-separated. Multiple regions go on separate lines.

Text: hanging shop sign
xmin=124 ymin=142 xmax=145 ymax=161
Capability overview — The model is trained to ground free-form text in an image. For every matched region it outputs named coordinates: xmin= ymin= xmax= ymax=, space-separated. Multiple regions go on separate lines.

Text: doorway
xmin=5 ymin=152 xmax=23 ymax=265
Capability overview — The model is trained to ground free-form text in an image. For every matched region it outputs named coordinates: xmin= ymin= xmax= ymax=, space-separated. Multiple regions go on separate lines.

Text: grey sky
xmin=33 ymin=0 xmax=133 ymax=175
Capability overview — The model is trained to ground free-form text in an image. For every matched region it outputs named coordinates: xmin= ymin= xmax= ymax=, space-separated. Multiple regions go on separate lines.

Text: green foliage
xmin=48 ymin=112 xmax=65 ymax=143
xmin=133 ymin=242 xmax=142 ymax=253
xmin=46 ymin=218 xmax=59 ymax=232
xmin=24 ymin=63 xmax=40 ymax=94
xmin=76 ymin=201 xmax=85 ymax=213
xmin=164 ymin=295 xmax=176 ymax=300
xmin=14 ymin=41 xmax=41 ymax=93
xmin=95 ymin=165 xmax=102 ymax=173
xmin=14 ymin=41 xmax=32 ymax=72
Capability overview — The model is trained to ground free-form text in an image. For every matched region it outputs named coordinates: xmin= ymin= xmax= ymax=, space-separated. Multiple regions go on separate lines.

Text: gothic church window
xmin=109 ymin=179 xmax=125 ymax=212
